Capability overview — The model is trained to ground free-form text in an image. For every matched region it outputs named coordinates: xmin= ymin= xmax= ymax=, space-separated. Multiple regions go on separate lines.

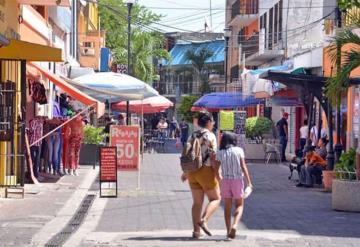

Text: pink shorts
xmin=220 ymin=179 xmax=244 ymax=199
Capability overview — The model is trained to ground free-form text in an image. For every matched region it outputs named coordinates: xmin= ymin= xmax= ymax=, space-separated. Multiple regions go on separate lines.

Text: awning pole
xmin=137 ymin=100 xmax=144 ymax=190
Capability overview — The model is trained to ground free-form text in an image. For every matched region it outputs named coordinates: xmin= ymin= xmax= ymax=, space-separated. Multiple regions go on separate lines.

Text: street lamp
xmin=224 ymin=27 xmax=231 ymax=92
xmin=125 ymin=0 xmax=135 ymax=125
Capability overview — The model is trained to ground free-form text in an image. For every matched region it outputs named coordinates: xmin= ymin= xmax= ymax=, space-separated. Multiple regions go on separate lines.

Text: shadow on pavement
xmin=125 ymin=236 xmax=230 ymax=242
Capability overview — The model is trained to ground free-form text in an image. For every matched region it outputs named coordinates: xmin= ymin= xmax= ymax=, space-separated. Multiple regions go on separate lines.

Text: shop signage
xmin=234 ymin=111 xmax=247 ymax=150
xmin=219 ymin=111 xmax=234 ymax=130
xmin=110 ymin=125 xmax=140 ymax=171
xmin=99 ymin=146 xmax=117 ymax=198
xmin=111 ymin=64 xmax=128 ymax=74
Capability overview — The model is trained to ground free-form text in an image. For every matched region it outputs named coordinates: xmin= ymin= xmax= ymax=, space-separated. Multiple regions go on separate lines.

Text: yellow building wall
xmin=0 ymin=1 xmax=21 ymax=186
xmin=88 ymin=3 xmax=99 ymax=31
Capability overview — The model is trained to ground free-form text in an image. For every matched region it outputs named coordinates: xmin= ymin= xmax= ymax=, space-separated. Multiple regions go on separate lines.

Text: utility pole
xmin=209 ymin=0 xmax=213 ymax=31
xmin=334 ymin=6 xmax=343 ymax=162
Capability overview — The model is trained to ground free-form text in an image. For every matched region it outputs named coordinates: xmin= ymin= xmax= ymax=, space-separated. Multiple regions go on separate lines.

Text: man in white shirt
xmin=299 ymin=119 xmax=308 ymax=151
xmin=310 ymin=120 xmax=327 ymax=147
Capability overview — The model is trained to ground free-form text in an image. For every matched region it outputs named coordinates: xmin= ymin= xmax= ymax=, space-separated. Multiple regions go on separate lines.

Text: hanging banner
xmin=219 ymin=111 xmax=234 ymax=130
xmin=110 ymin=125 xmax=140 ymax=171
xmin=99 ymin=146 xmax=117 ymax=198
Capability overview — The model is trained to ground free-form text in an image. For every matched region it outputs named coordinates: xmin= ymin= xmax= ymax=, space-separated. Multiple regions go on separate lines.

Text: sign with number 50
xmin=110 ymin=125 xmax=140 ymax=171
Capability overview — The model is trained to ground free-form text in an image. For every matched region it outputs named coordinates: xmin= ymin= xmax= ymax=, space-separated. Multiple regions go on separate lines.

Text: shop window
xmin=0 ymin=81 xmax=16 ymax=141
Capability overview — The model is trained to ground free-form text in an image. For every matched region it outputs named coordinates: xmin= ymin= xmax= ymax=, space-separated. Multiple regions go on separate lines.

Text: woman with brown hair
xmin=181 ymin=111 xmax=221 ymax=239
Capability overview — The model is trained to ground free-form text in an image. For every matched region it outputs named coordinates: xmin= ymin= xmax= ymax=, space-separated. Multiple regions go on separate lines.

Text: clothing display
xmin=28 ymin=118 xmax=44 ymax=177
xmin=31 ymin=81 xmax=47 ymax=105
xmin=69 ymin=134 xmax=82 ymax=170
xmin=62 ymin=124 xmax=71 ymax=170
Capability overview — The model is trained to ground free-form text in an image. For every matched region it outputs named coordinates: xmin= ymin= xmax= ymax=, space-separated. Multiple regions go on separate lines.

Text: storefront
xmin=0 ymin=1 xmax=63 ymax=188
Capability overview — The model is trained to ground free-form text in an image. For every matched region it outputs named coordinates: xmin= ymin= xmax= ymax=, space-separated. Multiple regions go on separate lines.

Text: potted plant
xmin=244 ymin=117 xmax=273 ymax=161
xmin=332 ymin=148 xmax=360 ymax=212
xmin=80 ymin=125 xmax=107 ymax=166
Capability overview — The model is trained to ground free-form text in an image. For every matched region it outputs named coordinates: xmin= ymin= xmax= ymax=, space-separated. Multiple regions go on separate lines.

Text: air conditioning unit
xmin=81 ymin=47 xmax=95 ymax=56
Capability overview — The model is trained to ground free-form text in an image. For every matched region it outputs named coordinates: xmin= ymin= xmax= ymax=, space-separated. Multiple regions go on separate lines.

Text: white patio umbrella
xmin=67 ymin=72 xmax=159 ymax=102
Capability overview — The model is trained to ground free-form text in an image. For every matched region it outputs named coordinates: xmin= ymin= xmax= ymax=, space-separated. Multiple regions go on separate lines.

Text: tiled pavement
xmin=77 ymin=143 xmax=360 ymax=247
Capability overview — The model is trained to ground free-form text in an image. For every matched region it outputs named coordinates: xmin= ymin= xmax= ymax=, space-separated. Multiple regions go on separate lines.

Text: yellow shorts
xmin=187 ymin=166 xmax=218 ymax=191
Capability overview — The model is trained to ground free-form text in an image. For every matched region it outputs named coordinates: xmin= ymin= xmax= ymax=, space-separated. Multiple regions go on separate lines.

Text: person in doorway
xmin=276 ymin=112 xmax=289 ymax=162
xmin=310 ymin=120 xmax=327 ymax=147
xmin=179 ymin=119 xmax=190 ymax=147
xmin=215 ymin=131 xmax=253 ymax=239
xmin=181 ymin=111 xmax=221 ymax=239
xmin=296 ymin=146 xmax=326 ymax=188
xmin=299 ymin=119 xmax=308 ymax=152
xmin=68 ymin=112 xmax=84 ymax=176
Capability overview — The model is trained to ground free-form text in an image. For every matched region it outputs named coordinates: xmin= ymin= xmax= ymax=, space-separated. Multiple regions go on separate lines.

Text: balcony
xmin=245 ymin=29 xmax=284 ymax=66
xmin=229 ymin=0 xmax=259 ymax=27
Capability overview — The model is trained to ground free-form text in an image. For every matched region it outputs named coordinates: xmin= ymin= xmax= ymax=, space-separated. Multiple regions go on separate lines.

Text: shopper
xmin=181 ymin=111 xmax=220 ymax=239
xmin=299 ymin=119 xmax=308 ymax=152
xmin=179 ymin=118 xmax=190 ymax=147
xmin=215 ymin=131 xmax=253 ymax=239
xmin=276 ymin=112 xmax=289 ymax=162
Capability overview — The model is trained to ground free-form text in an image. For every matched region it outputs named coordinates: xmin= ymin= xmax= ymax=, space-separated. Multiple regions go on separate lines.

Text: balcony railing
xmin=239 ymin=32 xmax=259 ymax=58
xmin=231 ymin=0 xmax=259 ymax=19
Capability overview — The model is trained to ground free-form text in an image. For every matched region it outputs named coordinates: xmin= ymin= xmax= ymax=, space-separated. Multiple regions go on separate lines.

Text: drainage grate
xmin=45 ymin=194 xmax=96 ymax=247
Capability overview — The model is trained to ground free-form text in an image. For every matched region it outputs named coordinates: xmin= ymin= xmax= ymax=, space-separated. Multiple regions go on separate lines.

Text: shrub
xmin=245 ymin=117 xmax=273 ymax=143
xmin=178 ymin=96 xmax=200 ymax=123
xmin=83 ymin=125 xmax=106 ymax=145
xmin=335 ymin=148 xmax=357 ymax=180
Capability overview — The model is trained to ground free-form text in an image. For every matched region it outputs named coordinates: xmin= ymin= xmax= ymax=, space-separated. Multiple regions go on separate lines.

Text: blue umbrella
xmin=194 ymin=92 xmax=264 ymax=109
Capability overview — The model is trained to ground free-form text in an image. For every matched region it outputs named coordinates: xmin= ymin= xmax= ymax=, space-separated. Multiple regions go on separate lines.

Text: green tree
xmin=338 ymin=0 xmax=360 ymax=11
xmin=325 ymin=15 xmax=360 ymax=179
xmin=185 ymin=48 xmax=214 ymax=94
xmin=178 ymin=96 xmax=200 ymax=123
xmin=98 ymin=0 xmax=170 ymax=82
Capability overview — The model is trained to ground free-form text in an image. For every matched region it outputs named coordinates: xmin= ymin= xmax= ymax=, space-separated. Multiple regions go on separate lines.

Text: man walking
xmin=276 ymin=112 xmax=289 ymax=162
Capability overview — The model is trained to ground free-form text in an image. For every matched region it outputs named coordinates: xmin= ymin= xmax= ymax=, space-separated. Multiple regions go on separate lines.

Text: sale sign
xmin=99 ymin=147 xmax=117 ymax=197
xmin=100 ymin=147 xmax=117 ymax=181
xmin=110 ymin=125 xmax=140 ymax=171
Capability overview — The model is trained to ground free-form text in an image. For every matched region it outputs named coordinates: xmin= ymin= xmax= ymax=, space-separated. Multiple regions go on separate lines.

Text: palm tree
xmin=326 ymin=14 xmax=360 ymax=179
xmin=185 ymin=48 xmax=214 ymax=94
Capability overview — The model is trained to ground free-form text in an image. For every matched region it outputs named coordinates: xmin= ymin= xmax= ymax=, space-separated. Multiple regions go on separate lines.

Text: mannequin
xmin=28 ymin=116 xmax=44 ymax=178
xmin=68 ymin=113 xmax=84 ymax=176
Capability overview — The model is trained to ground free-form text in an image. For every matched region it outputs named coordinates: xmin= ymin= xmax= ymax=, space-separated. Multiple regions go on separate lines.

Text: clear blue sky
xmin=140 ymin=0 xmax=226 ymax=33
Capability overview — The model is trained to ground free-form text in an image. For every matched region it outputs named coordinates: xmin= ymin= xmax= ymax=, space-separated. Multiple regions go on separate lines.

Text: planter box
xmin=332 ymin=179 xmax=360 ymax=212
xmin=79 ymin=144 xmax=100 ymax=166
xmin=244 ymin=143 xmax=265 ymax=162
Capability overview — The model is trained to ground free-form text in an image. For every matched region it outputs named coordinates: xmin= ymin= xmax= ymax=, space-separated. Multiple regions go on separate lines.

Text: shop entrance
xmin=0 ymin=59 xmax=26 ymax=190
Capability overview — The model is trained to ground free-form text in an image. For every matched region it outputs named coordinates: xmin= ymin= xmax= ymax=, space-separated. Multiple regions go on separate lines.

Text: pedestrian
xmin=179 ymin=118 xmax=189 ymax=147
xmin=180 ymin=111 xmax=220 ymax=239
xmin=157 ymin=117 xmax=168 ymax=143
xmin=170 ymin=116 xmax=178 ymax=139
xmin=299 ymin=119 xmax=308 ymax=152
xmin=214 ymin=131 xmax=253 ymax=239
xmin=310 ymin=120 xmax=327 ymax=147
xmin=276 ymin=112 xmax=289 ymax=162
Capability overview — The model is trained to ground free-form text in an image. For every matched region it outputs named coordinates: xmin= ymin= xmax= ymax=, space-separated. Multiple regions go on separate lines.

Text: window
xmin=83 ymin=42 xmax=93 ymax=48
xmin=279 ymin=0 xmax=283 ymax=41
xmin=274 ymin=3 xmax=278 ymax=44
xmin=269 ymin=8 xmax=273 ymax=50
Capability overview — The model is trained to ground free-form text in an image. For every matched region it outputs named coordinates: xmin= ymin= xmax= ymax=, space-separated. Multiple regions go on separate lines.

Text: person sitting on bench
xmin=296 ymin=146 xmax=326 ymax=188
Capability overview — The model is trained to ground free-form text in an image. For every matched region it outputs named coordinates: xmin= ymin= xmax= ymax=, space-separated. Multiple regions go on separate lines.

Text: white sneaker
xmin=70 ymin=169 xmax=74 ymax=176
xmin=63 ymin=169 xmax=68 ymax=175
xmin=73 ymin=170 xmax=78 ymax=176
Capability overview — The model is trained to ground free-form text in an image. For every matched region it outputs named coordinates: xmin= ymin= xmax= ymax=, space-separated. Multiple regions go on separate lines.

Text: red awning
xmin=28 ymin=62 xmax=105 ymax=118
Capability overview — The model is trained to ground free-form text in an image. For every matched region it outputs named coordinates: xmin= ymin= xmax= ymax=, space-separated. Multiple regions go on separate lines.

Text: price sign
xmin=234 ymin=111 xmax=247 ymax=150
xmin=99 ymin=147 xmax=117 ymax=197
xmin=110 ymin=125 xmax=140 ymax=171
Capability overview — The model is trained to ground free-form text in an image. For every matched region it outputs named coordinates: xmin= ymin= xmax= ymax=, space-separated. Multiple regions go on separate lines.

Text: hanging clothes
xmin=28 ymin=118 xmax=43 ymax=178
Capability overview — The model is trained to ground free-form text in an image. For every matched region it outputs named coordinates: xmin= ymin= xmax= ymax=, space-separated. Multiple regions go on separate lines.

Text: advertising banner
xmin=110 ymin=125 xmax=140 ymax=171
xmin=99 ymin=147 xmax=117 ymax=197
xmin=219 ymin=111 xmax=234 ymax=130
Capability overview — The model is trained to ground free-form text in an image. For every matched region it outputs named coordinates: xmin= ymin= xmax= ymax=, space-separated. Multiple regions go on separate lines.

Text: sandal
xmin=192 ymin=231 xmax=202 ymax=239
xmin=198 ymin=220 xmax=212 ymax=236
xmin=228 ymin=227 xmax=237 ymax=239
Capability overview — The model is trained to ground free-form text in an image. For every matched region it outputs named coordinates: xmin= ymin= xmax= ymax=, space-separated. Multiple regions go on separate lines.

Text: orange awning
xmin=28 ymin=62 xmax=105 ymax=118
xmin=17 ymin=0 xmax=70 ymax=6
